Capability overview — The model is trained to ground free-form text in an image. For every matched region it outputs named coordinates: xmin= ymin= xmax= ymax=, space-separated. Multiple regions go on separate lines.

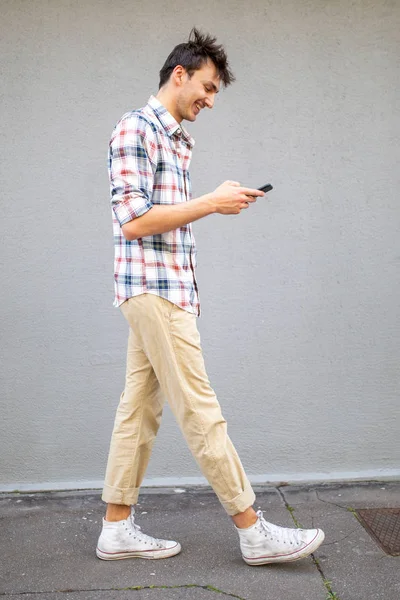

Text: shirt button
xmin=176 ymin=129 xmax=181 ymax=135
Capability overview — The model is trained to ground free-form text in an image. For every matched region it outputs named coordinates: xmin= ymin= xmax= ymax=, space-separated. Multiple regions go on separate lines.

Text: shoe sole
xmin=242 ymin=529 xmax=325 ymax=565
xmin=96 ymin=542 xmax=182 ymax=561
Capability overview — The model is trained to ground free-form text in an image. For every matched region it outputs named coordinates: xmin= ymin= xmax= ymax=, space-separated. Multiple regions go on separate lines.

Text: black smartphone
xmin=258 ymin=184 xmax=273 ymax=193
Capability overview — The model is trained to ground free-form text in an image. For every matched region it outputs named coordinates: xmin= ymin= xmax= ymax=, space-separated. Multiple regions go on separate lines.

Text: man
xmin=97 ymin=28 xmax=325 ymax=565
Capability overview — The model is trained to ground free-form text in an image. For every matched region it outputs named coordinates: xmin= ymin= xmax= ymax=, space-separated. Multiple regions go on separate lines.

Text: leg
xmin=126 ymin=294 xmax=325 ymax=565
xmin=97 ymin=308 xmax=181 ymax=560
xmin=102 ymin=322 xmax=164 ymax=512
xmin=127 ymin=293 xmax=255 ymax=516
xmin=232 ymin=507 xmax=258 ymax=528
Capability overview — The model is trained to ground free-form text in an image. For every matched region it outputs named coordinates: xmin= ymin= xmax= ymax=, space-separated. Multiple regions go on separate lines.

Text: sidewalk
xmin=1 ymin=482 xmax=399 ymax=600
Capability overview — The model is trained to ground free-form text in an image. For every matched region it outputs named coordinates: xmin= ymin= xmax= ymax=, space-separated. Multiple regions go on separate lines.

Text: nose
xmin=205 ymin=95 xmax=215 ymax=109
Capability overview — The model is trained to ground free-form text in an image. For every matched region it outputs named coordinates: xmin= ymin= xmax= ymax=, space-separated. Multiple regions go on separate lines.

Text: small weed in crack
xmin=0 ymin=584 xmax=247 ymax=599
xmin=347 ymin=506 xmax=361 ymax=521
xmin=278 ymin=488 xmax=342 ymax=600
xmin=313 ymin=557 xmax=341 ymax=600
xmin=285 ymin=503 xmax=303 ymax=529
xmin=120 ymin=584 xmax=245 ymax=598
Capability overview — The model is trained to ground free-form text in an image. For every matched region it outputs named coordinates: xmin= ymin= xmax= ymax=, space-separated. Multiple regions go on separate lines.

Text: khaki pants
xmin=102 ymin=293 xmax=255 ymax=516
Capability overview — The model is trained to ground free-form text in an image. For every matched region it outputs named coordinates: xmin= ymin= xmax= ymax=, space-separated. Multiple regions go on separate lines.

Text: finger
xmin=240 ymin=187 xmax=265 ymax=197
xmin=243 ymin=194 xmax=257 ymax=203
xmin=241 ymin=201 xmax=250 ymax=209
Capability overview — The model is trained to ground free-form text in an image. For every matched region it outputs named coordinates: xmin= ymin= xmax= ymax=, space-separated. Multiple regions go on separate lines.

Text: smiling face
xmin=174 ymin=60 xmax=221 ymax=123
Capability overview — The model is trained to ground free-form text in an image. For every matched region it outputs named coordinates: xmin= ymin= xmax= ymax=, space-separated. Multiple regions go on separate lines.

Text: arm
xmin=109 ymin=115 xmax=264 ymax=241
xmin=109 ymin=114 xmax=158 ymax=232
xmin=121 ymin=194 xmax=215 ymax=241
xmin=122 ymin=181 xmax=265 ymax=241
xmin=121 ymin=181 xmax=265 ymax=241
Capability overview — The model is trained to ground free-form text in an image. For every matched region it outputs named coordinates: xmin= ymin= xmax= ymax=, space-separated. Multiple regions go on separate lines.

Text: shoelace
xmin=256 ymin=510 xmax=302 ymax=545
xmin=127 ymin=510 xmax=163 ymax=548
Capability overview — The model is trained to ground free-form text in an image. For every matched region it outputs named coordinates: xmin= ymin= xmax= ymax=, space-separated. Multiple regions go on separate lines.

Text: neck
xmin=156 ymin=88 xmax=182 ymax=123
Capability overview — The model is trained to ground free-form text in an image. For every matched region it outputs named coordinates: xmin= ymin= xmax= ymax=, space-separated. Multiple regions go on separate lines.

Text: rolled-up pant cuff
xmin=219 ymin=480 xmax=256 ymax=516
xmin=102 ymin=484 xmax=140 ymax=506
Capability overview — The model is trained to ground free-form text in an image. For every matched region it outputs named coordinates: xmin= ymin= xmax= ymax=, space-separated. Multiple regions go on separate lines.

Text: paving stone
xmin=279 ymin=484 xmax=400 ymax=600
xmin=1 ymin=588 xmax=226 ymax=600
xmin=0 ymin=489 xmax=324 ymax=600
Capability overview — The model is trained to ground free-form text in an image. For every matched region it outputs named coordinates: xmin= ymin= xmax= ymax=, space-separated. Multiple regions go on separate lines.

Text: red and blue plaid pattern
xmin=109 ymin=96 xmax=200 ymax=315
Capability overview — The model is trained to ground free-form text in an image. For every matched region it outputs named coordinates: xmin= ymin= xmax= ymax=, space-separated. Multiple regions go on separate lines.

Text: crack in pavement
xmin=321 ymin=528 xmax=358 ymax=546
xmin=278 ymin=487 xmax=342 ymax=600
xmin=0 ymin=584 xmax=248 ymax=599
xmin=314 ymin=491 xmax=351 ymax=512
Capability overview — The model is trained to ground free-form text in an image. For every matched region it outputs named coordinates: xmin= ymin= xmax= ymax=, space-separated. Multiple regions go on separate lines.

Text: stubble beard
xmin=176 ymin=94 xmax=195 ymax=123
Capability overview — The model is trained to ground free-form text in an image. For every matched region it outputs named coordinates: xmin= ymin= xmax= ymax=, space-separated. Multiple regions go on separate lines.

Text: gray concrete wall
xmin=1 ymin=0 xmax=399 ymax=491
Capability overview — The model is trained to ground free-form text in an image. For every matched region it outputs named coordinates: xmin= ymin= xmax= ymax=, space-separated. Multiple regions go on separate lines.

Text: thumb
xmin=225 ymin=180 xmax=241 ymax=187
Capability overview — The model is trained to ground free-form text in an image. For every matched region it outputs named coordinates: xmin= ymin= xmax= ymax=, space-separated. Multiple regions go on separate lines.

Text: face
xmin=175 ymin=60 xmax=220 ymax=123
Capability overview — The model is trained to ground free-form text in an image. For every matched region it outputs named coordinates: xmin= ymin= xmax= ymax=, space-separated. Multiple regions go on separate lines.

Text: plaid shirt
xmin=109 ymin=95 xmax=200 ymax=315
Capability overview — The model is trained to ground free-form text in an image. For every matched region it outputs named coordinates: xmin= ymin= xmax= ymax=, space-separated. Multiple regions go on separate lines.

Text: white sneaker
xmin=96 ymin=509 xmax=181 ymax=561
xmin=237 ymin=510 xmax=325 ymax=565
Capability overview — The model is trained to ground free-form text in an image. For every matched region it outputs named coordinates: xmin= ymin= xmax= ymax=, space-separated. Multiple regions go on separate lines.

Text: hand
xmin=211 ymin=181 xmax=265 ymax=215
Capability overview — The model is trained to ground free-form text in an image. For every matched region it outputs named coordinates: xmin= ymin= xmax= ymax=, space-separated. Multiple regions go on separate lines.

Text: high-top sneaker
xmin=96 ymin=509 xmax=181 ymax=560
xmin=237 ymin=510 xmax=324 ymax=565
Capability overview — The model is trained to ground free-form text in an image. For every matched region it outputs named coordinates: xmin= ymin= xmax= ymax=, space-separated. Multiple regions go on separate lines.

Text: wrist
xmin=201 ymin=192 xmax=217 ymax=215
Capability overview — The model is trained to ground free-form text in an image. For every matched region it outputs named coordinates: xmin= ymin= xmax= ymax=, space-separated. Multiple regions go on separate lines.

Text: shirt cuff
xmin=112 ymin=194 xmax=153 ymax=226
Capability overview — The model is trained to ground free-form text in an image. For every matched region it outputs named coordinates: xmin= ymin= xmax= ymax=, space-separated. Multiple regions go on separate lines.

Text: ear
xmin=171 ymin=65 xmax=186 ymax=87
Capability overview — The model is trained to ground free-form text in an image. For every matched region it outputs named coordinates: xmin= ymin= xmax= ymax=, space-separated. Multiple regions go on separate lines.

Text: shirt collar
xmin=147 ymin=95 xmax=195 ymax=148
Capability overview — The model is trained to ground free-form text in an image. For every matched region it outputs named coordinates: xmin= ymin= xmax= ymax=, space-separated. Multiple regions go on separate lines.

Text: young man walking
xmin=97 ymin=28 xmax=325 ymax=565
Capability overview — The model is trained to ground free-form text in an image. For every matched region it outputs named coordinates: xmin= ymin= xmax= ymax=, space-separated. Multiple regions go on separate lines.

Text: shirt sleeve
xmin=109 ymin=114 xmax=158 ymax=226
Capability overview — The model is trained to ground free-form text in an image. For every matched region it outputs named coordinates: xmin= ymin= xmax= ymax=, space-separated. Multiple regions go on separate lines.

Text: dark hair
xmin=159 ymin=28 xmax=235 ymax=89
